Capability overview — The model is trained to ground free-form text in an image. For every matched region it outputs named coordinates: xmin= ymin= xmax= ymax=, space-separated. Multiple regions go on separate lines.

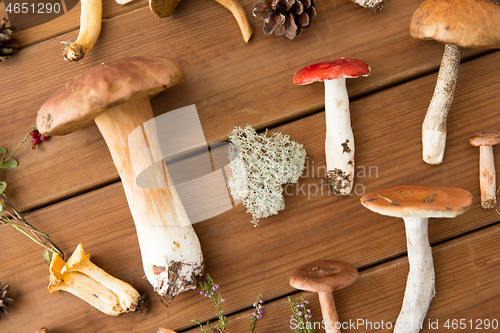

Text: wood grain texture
xmin=1 ymin=49 xmax=500 ymax=331
xmin=14 ymin=0 xmax=149 ymax=48
xmin=0 ymin=0 xmax=487 ymax=212
xmin=183 ymin=223 xmax=500 ymax=333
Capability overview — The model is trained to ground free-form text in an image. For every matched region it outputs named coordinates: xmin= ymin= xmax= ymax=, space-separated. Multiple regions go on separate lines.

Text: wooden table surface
xmin=1 ymin=0 xmax=500 ymax=332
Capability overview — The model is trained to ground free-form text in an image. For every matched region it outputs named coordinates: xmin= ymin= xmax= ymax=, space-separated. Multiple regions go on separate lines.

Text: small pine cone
xmin=1 ymin=18 xmax=18 ymax=62
xmin=0 ymin=282 xmax=13 ymax=318
xmin=253 ymin=0 xmax=317 ymax=39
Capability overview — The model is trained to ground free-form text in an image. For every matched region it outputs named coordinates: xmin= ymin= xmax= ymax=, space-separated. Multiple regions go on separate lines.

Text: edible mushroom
xmin=361 ymin=186 xmax=473 ymax=333
xmin=293 ymin=59 xmax=370 ymax=195
xmin=410 ymin=0 xmax=500 ymax=164
xmin=149 ymin=0 xmax=252 ymax=43
xmin=470 ymin=130 xmax=500 ymax=209
xmin=289 ymin=260 xmax=358 ymax=333
xmin=48 ymin=253 xmax=124 ymax=316
xmin=61 ymin=243 xmax=142 ymax=312
xmin=62 ymin=0 xmax=102 ymax=61
xmin=36 ymin=56 xmax=204 ymax=301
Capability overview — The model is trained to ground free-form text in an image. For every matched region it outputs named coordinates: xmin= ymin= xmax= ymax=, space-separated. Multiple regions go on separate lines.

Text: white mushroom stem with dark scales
xmin=318 ymin=291 xmax=341 ymax=333
xmin=93 ymin=96 xmax=203 ymax=300
xmin=395 ymin=217 xmax=435 ymax=333
xmin=324 ymin=77 xmax=355 ymax=195
xmin=62 ymin=0 xmax=102 ymax=61
xmin=422 ymin=44 xmax=462 ymax=165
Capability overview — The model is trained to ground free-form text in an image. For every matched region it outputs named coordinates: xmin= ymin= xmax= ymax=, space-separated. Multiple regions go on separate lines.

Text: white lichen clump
xmin=227 ymin=125 xmax=307 ymax=226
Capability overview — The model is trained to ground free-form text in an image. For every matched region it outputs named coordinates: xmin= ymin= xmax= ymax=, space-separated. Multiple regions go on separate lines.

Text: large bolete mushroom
xmin=410 ymin=0 xmax=500 ymax=165
xmin=36 ymin=56 xmax=203 ymax=301
xmin=361 ymin=186 xmax=472 ymax=333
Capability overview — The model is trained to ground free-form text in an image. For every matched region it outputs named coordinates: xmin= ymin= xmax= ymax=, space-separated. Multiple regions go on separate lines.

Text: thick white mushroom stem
xmin=318 ymin=292 xmax=341 ymax=333
xmin=395 ymin=217 xmax=435 ymax=333
xmin=479 ymin=145 xmax=497 ymax=209
xmin=93 ymin=96 xmax=203 ymax=301
xmin=214 ymin=0 xmax=253 ymax=43
xmin=62 ymin=0 xmax=102 ymax=61
xmin=325 ymin=77 xmax=355 ymax=195
xmin=422 ymin=44 xmax=462 ymax=165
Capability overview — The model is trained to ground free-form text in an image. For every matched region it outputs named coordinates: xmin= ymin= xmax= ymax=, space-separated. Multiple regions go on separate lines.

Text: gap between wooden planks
xmin=182 ymin=223 xmax=500 ymax=333
xmin=0 ymin=0 xmax=488 ymax=211
xmin=1 ymin=49 xmax=500 ymax=331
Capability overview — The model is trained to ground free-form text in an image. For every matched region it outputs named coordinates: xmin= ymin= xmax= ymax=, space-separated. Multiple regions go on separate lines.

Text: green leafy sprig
xmin=0 ymin=128 xmax=64 ymax=263
xmin=249 ymin=292 xmax=263 ymax=332
xmin=288 ymin=296 xmax=315 ymax=333
xmin=192 ymin=275 xmax=228 ymax=333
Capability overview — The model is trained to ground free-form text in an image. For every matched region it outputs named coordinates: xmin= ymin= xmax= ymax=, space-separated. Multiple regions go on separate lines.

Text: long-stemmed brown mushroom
xmin=410 ymin=0 xmax=500 ymax=165
xmin=149 ymin=0 xmax=252 ymax=43
xmin=470 ymin=131 xmax=500 ymax=209
xmin=289 ymin=260 xmax=358 ymax=333
xmin=36 ymin=56 xmax=204 ymax=301
xmin=361 ymin=186 xmax=472 ymax=333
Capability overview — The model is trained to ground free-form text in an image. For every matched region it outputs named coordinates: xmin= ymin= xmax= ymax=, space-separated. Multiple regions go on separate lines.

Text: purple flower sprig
xmin=249 ymin=293 xmax=264 ymax=332
xmin=192 ymin=275 xmax=228 ymax=333
xmin=288 ymin=296 xmax=315 ymax=333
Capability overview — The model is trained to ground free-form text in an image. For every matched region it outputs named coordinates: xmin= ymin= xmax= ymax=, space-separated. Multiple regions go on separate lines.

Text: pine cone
xmin=253 ymin=0 xmax=316 ymax=39
xmin=0 ymin=282 xmax=13 ymax=318
xmin=1 ymin=18 xmax=17 ymax=62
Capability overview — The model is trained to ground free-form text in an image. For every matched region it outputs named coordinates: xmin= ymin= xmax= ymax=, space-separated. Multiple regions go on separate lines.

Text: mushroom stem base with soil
xmin=325 ymin=77 xmax=355 ymax=195
xmin=422 ymin=44 xmax=462 ymax=165
xmin=395 ymin=217 xmax=435 ymax=333
xmin=318 ymin=291 xmax=341 ymax=333
xmin=94 ymin=96 xmax=204 ymax=300
xmin=62 ymin=0 xmax=102 ymax=61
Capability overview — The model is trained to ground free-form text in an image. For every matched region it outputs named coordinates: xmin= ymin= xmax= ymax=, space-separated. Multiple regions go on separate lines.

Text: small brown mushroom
xmin=410 ymin=0 xmax=500 ymax=164
xmin=289 ymin=260 xmax=358 ymax=333
xmin=470 ymin=130 xmax=500 ymax=209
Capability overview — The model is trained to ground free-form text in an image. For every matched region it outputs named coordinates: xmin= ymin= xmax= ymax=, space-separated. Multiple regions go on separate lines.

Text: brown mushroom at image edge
xmin=361 ymin=186 xmax=473 ymax=333
xmin=410 ymin=0 xmax=500 ymax=165
xmin=36 ymin=56 xmax=204 ymax=301
xmin=289 ymin=260 xmax=359 ymax=333
xmin=470 ymin=130 xmax=500 ymax=209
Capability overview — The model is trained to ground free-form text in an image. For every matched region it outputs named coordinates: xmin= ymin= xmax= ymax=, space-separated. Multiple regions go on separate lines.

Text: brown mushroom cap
xmin=410 ymin=0 xmax=500 ymax=48
xmin=36 ymin=56 xmax=186 ymax=136
xmin=289 ymin=260 xmax=358 ymax=293
xmin=360 ymin=185 xmax=473 ymax=218
xmin=470 ymin=130 xmax=500 ymax=147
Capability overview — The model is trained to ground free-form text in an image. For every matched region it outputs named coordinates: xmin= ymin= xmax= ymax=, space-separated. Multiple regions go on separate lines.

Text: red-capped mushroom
xmin=293 ymin=59 xmax=370 ymax=195
xmin=289 ymin=260 xmax=358 ymax=333
xmin=470 ymin=130 xmax=500 ymax=209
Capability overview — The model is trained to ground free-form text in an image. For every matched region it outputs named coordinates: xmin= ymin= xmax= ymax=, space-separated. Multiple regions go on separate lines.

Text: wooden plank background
xmin=1 ymin=0 xmax=499 ymax=331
